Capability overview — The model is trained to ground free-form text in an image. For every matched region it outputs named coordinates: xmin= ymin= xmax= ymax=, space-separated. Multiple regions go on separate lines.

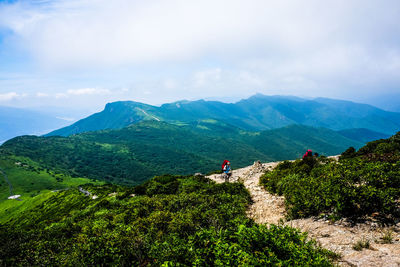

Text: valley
xmin=2 ymin=120 xmax=365 ymax=185
xmin=0 ymin=95 xmax=399 ymax=266
xmin=0 ymin=132 xmax=399 ymax=265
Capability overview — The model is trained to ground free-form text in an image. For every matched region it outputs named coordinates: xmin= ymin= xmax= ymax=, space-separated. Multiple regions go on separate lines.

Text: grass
xmin=0 ymin=155 xmax=103 ymax=222
xmin=0 ymin=192 xmax=54 ymax=224
xmin=381 ymin=229 xmax=393 ymax=244
xmin=352 ymin=238 xmax=370 ymax=251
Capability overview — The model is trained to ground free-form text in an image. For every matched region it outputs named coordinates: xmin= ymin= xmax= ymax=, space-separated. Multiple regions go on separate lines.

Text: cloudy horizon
xmin=0 ymin=0 xmax=399 ymax=111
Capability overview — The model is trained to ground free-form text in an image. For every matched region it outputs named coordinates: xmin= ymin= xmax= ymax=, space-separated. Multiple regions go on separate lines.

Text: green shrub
xmin=0 ymin=175 xmax=335 ymax=266
xmin=340 ymin=146 xmax=356 ymax=160
xmin=260 ymin=156 xmax=400 ymax=221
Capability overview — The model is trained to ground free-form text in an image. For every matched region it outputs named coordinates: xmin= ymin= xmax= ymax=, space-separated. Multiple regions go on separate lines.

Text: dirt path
xmin=207 ymin=161 xmax=400 ymax=267
xmin=208 ymin=161 xmax=285 ymax=224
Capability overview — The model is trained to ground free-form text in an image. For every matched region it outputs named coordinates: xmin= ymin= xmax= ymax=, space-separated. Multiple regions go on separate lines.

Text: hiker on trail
xmin=302 ymin=149 xmax=313 ymax=160
xmin=221 ymin=160 xmax=232 ymax=183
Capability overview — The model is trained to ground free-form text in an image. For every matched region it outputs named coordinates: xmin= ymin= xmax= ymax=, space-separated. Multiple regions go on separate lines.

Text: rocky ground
xmin=207 ymin=161 xmax=400 ymax=267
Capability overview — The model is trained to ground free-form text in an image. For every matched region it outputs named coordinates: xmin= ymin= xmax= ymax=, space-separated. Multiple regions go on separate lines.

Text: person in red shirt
xmin=303 ymin=149 xmax=313 ymax=159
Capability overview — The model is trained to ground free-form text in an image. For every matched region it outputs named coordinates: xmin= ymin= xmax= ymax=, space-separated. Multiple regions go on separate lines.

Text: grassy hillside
xmin=0 ymin=154 xmax=103 ymax=223
xmin=0 ymin=175 xmax=336 ymax=266
xmin=46 ymin=94 xmax=400 ymax=136
xmin=260 ymin=132 xmax=400 ymax=222
xmin=1 ymin=121 xmax=363 ymax=185
xmin=47 ymin=101 xmax=156 ymax=136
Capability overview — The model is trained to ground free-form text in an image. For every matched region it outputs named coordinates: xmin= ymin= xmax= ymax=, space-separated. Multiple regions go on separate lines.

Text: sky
xmin=0 ymin=0 xmax=400 ymax=112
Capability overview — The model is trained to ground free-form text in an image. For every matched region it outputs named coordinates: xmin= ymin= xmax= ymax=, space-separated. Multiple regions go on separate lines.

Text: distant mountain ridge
xmin=2 ymin=121 xmax=363 ymax=185
xmin=47 ymin=94 xmax=400 ymax=137
xmin=338 ymin=128 xmax=390 ymax=144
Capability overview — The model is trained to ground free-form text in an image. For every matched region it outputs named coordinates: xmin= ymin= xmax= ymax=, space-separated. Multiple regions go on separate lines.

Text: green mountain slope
xmin=47 ymin=101 xmax=158 ymax=136
xmin=2 ymin=121 xmax=363 ymax=185
xmin=0 ymin=154 xmax=103 ymax=223
xmin=46 ymin=94 xmax=400 ymax=137
xmin=0 ymin=175 xmax=336 ymax=266
xmin=337 ymin=128 xmax=389 ymax=144
xmin=248 ymin=124 xmax=362 ymax=160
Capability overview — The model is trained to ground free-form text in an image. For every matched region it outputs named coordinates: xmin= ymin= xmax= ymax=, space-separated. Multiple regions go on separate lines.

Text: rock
xmin=8 ymin=195 xmax=21 ymax=200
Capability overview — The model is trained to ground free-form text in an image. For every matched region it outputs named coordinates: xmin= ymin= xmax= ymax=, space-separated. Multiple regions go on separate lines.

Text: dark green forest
xmin=1 ymin=120 xmax=363 ymax=185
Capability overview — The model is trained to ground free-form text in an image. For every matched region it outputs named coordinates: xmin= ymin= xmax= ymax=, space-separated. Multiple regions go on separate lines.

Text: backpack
xmin=303 ymin=150 xmax=312 ymax=159
xmin=221 ymin=160 xmax=229 ymax=170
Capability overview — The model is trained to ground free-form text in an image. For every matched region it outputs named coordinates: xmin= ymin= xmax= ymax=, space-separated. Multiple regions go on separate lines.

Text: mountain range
xmin=0 ymin=94 xmax=396 ymax=185
xmin=0 ymin=119 xmax=378 ymax=185
xmin=47 ymin=94 xmax=400 ymax=137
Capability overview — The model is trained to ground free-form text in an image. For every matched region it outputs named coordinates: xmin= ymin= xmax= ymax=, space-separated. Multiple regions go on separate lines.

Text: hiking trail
xmin=207 ymin=160 xmax=400 ymax=267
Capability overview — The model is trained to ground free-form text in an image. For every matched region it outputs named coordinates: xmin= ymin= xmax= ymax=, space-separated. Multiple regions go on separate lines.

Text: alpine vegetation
xmin=0 ymin=175 xmax=335 ymax=266
xmin=260 ymin=132 xmax=400 ymax=222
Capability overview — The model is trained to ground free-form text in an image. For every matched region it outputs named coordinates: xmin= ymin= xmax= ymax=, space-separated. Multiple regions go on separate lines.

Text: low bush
xmin=0 ymin=175 xmax=335 ymax=266
xmin=260 ymin=133 xmax=400 ymax=221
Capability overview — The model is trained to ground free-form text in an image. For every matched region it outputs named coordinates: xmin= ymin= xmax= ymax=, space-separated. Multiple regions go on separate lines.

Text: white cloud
xmin=0 ymin=0 xmax=399 ymax=107
xmin=1 ymin=0 xmax=398 ymax=69
xmin=0 ymin=92 xmax=20 ymax=101
xmin=163 ymin=79 xmax=177 ymax=89
xmin=66 ymin=88 xmax=110 ymax=96
xmin=143 ymin=90 xmax=152 ymax=95
xmin=36 ymin=92 xmax=49 ymax=97
xmin=193 ymin=68 xmax=222 ymax=87
xmin=55 ymin=93 xmax=68 ymax=99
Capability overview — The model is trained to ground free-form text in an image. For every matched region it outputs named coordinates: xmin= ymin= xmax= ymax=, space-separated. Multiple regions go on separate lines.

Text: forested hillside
xmin=1 ymin=120 xmax=363 ymax=185
xmin=337 ymin=128 xmax=389 ymax=144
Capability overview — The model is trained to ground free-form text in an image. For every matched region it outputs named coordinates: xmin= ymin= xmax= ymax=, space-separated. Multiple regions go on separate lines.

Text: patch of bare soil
xmin=287 ymin=218 xmax=400 ymax=267
xmin=207 ymin=160 xmax=400 ymax=267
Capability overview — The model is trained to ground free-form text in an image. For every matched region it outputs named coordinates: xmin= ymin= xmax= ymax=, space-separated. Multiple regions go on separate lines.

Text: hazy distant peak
xmin=248 ymin=94 xmax=306 ymax=101
xmin=104 ymin=101 xmax=155 ymax=111
xmin=312 ymin=97 xmax=377 ymax=108
xmin=46 ymin=94 xmax=400 ymax=137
